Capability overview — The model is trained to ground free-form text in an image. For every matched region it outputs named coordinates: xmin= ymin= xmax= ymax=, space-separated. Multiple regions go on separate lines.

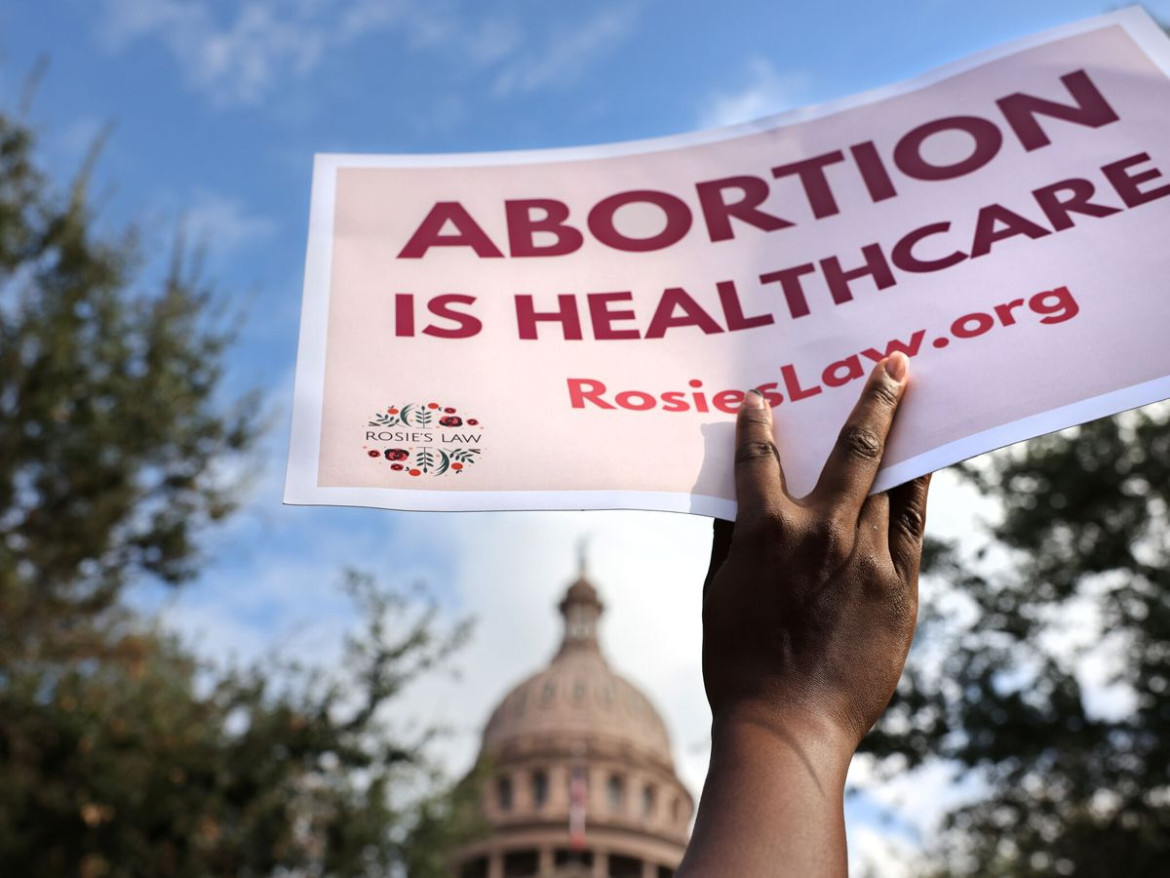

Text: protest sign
xmin=286 ymin=7 xmax=1170 ymax=519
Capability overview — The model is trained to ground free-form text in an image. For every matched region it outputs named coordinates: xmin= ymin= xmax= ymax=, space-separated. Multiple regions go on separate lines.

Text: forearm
xmin=677 ymin=709 xmax=853 ymax=878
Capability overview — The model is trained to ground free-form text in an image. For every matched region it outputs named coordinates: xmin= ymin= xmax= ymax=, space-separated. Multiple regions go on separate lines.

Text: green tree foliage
xmin=0 ymin=110 xmax=483 ymax=876
xmin=862 ymin=16 xmax=1170 ymax=876
xmin=0 ymin=572 xmax=478 ymax=877
xmin=863 ymin=407 xmax=1170 ymax=877
xmin=0 ymin=111 xmax=258 ymax=624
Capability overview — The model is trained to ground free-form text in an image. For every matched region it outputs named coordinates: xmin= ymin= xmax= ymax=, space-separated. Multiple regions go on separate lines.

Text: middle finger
xmin=810 ymin=352 xmax=909 ymax=518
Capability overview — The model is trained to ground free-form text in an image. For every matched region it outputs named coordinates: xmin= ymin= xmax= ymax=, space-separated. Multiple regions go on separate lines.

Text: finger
xmin=703 ymin=518 xmax=734 ymax=607
xmin=812 ymin=352 xmax=909 ymax=517
xmin=888 ymin=473 xmax=932 ymax=582
xmin=858 ymin=490 xmax=890 ymax=556
xmin=733 ymin=389 xmax=791 ymax=522
xmin=734 ymin=391 xmax=790 ymax=522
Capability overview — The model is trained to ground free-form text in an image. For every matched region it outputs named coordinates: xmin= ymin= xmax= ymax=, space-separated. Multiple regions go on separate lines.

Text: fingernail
xmin=745 ymin=388 xmax=766 ymax=409
xmin=885 ymin=352 xmax=908 ymax=383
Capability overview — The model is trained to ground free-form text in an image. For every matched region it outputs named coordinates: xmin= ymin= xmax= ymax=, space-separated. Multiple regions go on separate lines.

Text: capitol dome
xmin=482 ymin=577 xmax=673 ymax=769
xmin=452 ymin=561 xmax=694 ymax=878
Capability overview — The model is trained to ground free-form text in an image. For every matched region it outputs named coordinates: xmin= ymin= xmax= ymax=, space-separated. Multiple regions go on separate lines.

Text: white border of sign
xmin=285 ymin=6 xmax=1170 ymax=519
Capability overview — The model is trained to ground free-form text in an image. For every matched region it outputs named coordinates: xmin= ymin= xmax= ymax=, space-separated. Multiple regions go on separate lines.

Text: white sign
xmin=287 ymin=7 xmax=1170 ymax=519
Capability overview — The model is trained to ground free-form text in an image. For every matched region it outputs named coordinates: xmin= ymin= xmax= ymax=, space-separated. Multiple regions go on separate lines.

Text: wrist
xmin=684 ymin=700 xmax=852 ymax=877
xmin=710 ymin=700 xmax=857 ymax=784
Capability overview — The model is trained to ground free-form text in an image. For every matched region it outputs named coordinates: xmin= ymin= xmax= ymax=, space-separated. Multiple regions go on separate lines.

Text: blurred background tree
xmin=0 ymin=107 xmax=482 ymax=877
xmin=874 ymin=23 xmax=1170 ymax=877
xmin=863 ymin=405 xmax=1170 ymax=877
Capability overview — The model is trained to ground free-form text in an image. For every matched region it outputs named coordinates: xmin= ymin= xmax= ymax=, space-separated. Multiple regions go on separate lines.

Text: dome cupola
xmin=556 ymin=559 xmax=603 ymax=655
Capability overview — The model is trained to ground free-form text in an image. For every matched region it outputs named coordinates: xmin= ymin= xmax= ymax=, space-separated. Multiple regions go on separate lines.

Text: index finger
xmin=733 ymin=389 xmax=792 ymax=523
xmin=811 ymin=352 xmax=909 ymax=516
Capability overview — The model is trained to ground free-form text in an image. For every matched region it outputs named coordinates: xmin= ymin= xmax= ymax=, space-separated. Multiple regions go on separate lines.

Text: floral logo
xmin=363 ymin=401 xmax=482 ymax=477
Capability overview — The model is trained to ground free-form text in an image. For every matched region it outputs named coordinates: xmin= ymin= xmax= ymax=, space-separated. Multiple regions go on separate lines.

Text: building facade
xmin=452 ymin=564 xmax=694 ymax=878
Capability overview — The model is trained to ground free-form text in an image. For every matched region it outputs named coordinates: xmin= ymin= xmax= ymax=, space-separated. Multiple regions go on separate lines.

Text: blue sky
xmin=5 ymin=2 xmax=1167 ymax=873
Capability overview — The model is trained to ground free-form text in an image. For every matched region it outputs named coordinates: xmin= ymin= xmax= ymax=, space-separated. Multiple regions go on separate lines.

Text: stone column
xmin=487 ymin=851 xmax=503 ymax=878
xmin=642 ymin=858 xmax=657 ymax=878
xmin=516 ymin=768 xmax=531 ymax=814
xmin=592 ymin=850 xmax=609 ymax=878
xmin=538 ymin=846 xmax=554 ymax=877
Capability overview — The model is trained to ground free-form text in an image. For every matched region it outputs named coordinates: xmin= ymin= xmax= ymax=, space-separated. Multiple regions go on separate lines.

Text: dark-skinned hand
xmin=702 ymin=350 xmax=931 ymax=752
xmin=680 ymin=352 xmax=931 ymax=877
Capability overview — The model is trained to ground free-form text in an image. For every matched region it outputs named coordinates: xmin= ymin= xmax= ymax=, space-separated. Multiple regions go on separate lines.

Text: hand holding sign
xmin=703 ymin=352 xmax=930 ymax=745
xmin=683 ymin=354 xmax=930 ymax=877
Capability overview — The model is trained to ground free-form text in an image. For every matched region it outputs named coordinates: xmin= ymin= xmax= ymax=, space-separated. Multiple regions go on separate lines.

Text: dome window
xmin=643 ymin=784 xmax=656 ymax=818
xmin=503 ymin=850 xmax=538 ymax=877
xmin=610 ymin=854 xmax=642 ymax=878
xmin=607 ymin=774 xmax=625 ymax=813
xmin=531 ymin=770 xmax=548 ymax=810
xmin=497 ymin=776 xmax=513 ymax=812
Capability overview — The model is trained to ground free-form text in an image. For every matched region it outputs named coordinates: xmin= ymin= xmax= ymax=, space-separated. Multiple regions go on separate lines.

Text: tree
xmin=0 ymin=571 xmax=480 ymax=877
xmin=0 ymin=108 xmax=483 ymax=876
xmin=0 ymin=109 xmax=259 ymax=627
xmin=862 ymin=405 xmax=1170 ymax=877
xmin=857 ymin=16 xmax=1170 ymax=875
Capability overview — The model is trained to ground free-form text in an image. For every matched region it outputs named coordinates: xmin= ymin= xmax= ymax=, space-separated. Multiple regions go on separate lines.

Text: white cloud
xmin=156 ymin=494 xmax=713 ymax=790
xmin=382 ymin=473 xmax=1015 ymax=805
xmin=849 ymin=755 xmax=986 ymax=835
xmin=181 ymin=190 xmax=278 ymax=263
xmin=99 ymin=0 xmax=323 ymax=105
xmin=154 ymin=449 xmax=1010 ymax=858
xmin=94 ymin=2 xmax=632 ymax=112
xmin=95 ymin=0 xmax=523 ymax=107
xmin=491 ymin=7 xmax=637 ymax=98
xmin=698 ymin=57 xmax=811 ymax=129
xmin=463 ymin=18 xmax=524 ymax=67
xmin=335 ymin=0 xmax=410 ymax=42
xmin=849 ymin=825 xmax=921 ymax=878
xmin=386 ymin=509 xmax=713 ymax=793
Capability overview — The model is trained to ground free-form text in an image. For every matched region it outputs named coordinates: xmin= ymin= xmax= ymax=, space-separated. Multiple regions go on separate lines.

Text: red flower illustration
xmin=363 ymin=403 xmax=480 ymax=475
